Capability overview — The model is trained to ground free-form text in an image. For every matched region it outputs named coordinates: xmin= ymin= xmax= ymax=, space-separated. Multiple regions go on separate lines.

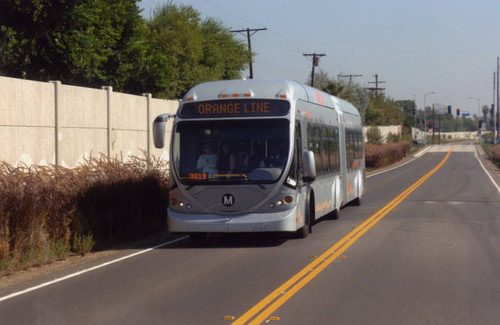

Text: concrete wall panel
xmin=0 ymin=76 xmax=179 ymax=167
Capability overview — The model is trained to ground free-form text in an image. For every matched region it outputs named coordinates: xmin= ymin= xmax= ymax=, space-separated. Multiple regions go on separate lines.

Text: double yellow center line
xmin=232 ymin=147 xmax=454 ymax=325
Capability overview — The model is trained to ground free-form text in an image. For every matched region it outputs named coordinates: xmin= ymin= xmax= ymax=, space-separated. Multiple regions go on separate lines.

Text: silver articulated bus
xmin=153 ymin=79 xmax=365 ymax=238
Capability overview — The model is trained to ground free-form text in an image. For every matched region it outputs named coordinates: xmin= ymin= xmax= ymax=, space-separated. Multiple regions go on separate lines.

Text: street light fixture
xmin=424 ymin=91 xmax=436 ymax=145
xmin=467 ymin=96 xmax=480 ymax=120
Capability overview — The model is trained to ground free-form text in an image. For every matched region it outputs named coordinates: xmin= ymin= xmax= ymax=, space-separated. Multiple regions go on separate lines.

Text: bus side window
xmin=328 ymin=126 xmax=336 ymax=173
xmin=334 ymin=127 xmax=340 ymax=171
xmin=320 ymin=125 xmax=329 ymax=174
xmin=307 ymin=123 xmax=314 ymax=152
xmin=313 ymin=124 xmax=323 ymax=174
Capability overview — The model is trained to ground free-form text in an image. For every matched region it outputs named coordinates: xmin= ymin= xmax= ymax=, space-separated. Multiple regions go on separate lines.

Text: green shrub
xmin=386 ymin=132 xmax=400 ymax=143
xmin=366 ymin=126 xmax=383 ymax=144
xmin=72 ymin=233 xmax=95 ymax=256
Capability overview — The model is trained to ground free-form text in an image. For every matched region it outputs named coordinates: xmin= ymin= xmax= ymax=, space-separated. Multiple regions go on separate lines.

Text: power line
xmin=200 ymin=0 xmax=266 ymax=28
xmin=230 ymin=28 xmax=267 ymax=79
xmin=338 ymin=74 xmax=363 ymax=84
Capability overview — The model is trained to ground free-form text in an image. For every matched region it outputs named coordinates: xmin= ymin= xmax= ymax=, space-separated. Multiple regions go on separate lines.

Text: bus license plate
xmin=252 ymin=224 xmax=267 ymax=232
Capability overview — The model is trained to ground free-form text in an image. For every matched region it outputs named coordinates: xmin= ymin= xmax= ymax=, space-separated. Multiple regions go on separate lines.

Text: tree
xmin=364 ymin=93 xmax=406 ymax=126
xmin=0 ymin=0 xmax=146 ymax=91
xmin=143 ymin=3 xmax=248 ymax=98
xmin=0 ymin=1 xmax=248 ymax=98
xmin=308 ymin=70 xmax=369 ymax=120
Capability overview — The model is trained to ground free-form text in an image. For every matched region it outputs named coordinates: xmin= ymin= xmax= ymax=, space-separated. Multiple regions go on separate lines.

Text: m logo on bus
xmin=222 ymin=194 xmax=235 ymax=207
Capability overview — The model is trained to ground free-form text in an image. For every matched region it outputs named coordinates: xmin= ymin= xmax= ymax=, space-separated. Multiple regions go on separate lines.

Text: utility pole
xmin=413 ymin=94 xmax=417 ymax=141
xmin=366 ymin=74 xmax=386 ymax=95
xmin=230 ymin=27 xmax=267 ymax=79
xmin=303 ymin=53 xmax=326 ymax=87
xmin=497 ymin=57 xmax=500 ymax=143
xmin=493 ymin=71 xmax=496 ymax=143
xmin=338 ymin=74 xmax=362 ymax=84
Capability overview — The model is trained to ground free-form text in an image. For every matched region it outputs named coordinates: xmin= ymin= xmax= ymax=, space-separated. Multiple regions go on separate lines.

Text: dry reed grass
xmin=0 ymin=153 xmax=169 ymax=276
xmin=490 ymin=144 xmax=500 ymax=162
xmin=365 ymin=142 xmax=410 ymax=168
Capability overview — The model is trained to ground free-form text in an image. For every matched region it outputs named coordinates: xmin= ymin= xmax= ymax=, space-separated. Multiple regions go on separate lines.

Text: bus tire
xmin=189 ymin=233 xmax=206 ymax=244
xmin=308 ymin=199 xmax=314 ymax=234
xmin=296 ymin=192 xmax=313 ymax=238
xmin=352 ymin=197 xmax=361 ymax=206
xmin=296 ymin=219 xmax=309 ymax=238
xmin=330 ymin=209 xmax=339 ymax=220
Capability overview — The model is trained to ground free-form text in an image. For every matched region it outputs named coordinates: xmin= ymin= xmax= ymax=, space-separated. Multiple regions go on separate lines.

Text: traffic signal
xmin=456 ymin=108 xmax=460 ymax=116
xmin=448 ymin=105 xmax=452 ymax=114
xmin=479 ymin=119 xmax=483 ymax=128
xmin=428 ymin=121 xmax=432 ymax=128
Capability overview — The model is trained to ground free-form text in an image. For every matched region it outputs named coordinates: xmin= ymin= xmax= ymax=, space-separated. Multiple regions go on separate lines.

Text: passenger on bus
xmin=196 ymin=143 xmax=218 ymax=178
xmin=261 ymin=143 xmax=286 ymax=168
xmin=218 ymin=141 xmax=236 ymax=173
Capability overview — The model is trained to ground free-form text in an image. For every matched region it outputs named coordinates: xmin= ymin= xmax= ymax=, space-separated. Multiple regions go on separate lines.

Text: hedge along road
xmin=0 ymin=144 xmax=499 ymax=324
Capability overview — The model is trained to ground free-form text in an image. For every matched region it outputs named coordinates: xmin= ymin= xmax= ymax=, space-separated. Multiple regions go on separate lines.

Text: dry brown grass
xmin=0 ymin=153 xmax=169 ymax=276
xmin=491 ymin=144 xmax=500 ymax=162
xmin=365 ymin=142 xmax=410 ymax=168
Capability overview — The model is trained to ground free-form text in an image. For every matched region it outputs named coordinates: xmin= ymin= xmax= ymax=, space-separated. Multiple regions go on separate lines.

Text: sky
xmin=139 ymin=0 xmax=500 ymax=117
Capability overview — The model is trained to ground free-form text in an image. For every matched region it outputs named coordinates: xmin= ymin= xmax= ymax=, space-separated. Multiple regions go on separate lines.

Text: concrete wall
xmin=363 ymin=125 xmax=402 ymax=143
xmin=362 ymin=125 xmax=478 ymax=144
xmin=0 ymin=76 xmax=179 ymax=167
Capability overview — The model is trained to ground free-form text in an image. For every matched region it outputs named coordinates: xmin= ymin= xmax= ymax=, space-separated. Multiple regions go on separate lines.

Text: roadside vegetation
xmin=482 ymin=143 xmax=500 ymax=168
xmin=0 ymin=155 xmax=169 ymax=276
xmin=0 ymin=1 xmax=248 ymax=99
xmin=363 ymin=126 xmax=411 ymax=169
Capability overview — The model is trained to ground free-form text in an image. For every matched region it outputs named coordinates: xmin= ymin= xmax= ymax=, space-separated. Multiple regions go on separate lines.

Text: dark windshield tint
xmin=172 ymin=119 xmax=290 ymax=185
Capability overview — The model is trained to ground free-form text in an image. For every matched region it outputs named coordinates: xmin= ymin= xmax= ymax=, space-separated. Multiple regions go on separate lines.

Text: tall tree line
xmin=0 ymin=0 xmax=248 ymax=99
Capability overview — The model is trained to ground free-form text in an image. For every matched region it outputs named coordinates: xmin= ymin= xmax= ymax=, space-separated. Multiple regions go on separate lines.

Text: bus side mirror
xmin=153 ymin=114 xmax=174 ymax=148
xmin=302 ymin=150 xmax=316 ymax=183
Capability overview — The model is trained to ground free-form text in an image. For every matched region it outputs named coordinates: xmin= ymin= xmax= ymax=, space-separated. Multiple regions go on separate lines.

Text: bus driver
xmin=196 ymin=143 xmax=217 ymax=178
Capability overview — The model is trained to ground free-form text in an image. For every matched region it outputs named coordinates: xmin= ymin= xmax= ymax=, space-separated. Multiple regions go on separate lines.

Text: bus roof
xmin=182 ymin=79 xmax=360 ymax=117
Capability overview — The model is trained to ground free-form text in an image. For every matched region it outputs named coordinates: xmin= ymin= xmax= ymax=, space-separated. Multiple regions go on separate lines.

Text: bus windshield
xmin=173 ymin=119 xmax=290 ymax=185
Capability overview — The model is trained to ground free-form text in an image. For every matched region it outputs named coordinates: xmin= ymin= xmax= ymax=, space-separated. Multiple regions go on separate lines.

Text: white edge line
xmin=0 ymin=235 xmax=189 ymax=303
xmin=413 ymin=146 xmax=431 ymax=158
xmin=474 ymin=149 xmax=500 ymax=194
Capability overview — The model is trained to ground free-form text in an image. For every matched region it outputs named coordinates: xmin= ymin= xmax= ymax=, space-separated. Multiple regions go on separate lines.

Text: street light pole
xmin=424 ymin=91 xmax=436 ymax=146
xmin=413 ymin=94 xmax=417 ymax=141
xmin=468 ymin=96 xmax=480 ymax=120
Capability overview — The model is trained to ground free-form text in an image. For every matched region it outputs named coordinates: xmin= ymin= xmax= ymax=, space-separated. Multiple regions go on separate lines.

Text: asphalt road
xmin=1 ymin=144 xmax=499 ymax=324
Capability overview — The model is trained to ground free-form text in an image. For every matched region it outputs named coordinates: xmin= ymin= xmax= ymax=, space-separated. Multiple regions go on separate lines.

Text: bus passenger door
xmin=295 ymin=121 xmax=308 ymax=230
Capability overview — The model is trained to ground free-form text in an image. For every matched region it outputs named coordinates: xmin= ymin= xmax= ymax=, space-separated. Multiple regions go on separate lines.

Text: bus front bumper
xmin=167 ymin=206 xmax=299 ymax=233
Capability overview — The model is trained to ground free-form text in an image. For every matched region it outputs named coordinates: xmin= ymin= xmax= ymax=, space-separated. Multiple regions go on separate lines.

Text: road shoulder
xmin=475 ymin=144 xmax=500 ymax=186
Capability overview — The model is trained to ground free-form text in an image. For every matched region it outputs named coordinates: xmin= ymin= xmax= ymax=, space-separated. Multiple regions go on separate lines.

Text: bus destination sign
xmin=179 ymin=99 xmax=290 ymax=118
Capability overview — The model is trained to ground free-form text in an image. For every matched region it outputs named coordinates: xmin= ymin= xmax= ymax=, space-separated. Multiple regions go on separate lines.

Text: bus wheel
xmin=296 ymin=205 xmax=311 ymax=239
xmin=189 ymin=233 xmax=206 ymax=244
xmin=329 ymin=209 xmax=339 ymax=220
xmin=352 ymin=197 xmax=361 ymax=206
xmin=308 ymin=200 xmax=314 ymax=234
xmin=296 ymin=215 xmax=309 ymax=238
